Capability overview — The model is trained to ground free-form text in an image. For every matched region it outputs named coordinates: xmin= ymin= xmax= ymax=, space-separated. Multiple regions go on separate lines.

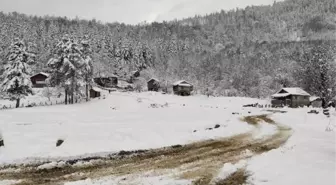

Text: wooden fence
xmin=0 ymin=98 xmax=87 ymax=111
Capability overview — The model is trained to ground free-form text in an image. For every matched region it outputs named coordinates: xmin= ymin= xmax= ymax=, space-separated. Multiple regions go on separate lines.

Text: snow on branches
xmin=0 ymin=38 xmax=35 ymax=107
xmin=47 ymin=34 xmax=93 ymax=104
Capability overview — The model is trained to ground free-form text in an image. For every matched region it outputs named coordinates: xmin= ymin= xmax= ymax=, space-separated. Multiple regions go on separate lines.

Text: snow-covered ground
xmin=246 ymin=108 xmax=336 ymax=185
xmin=0 ymin=91 xmax=335 ymax=185
xmin=0 ymin=91 xmax=265 ymax=165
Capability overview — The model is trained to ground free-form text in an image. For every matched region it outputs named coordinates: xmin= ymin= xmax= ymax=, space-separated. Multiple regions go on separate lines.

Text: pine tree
xmin=80 ymin=35 xmax=93 ymax=101
xmin=296 ymin=43 xmax=336 ymax=106
xmin=0 ymin=38 xmax=35 ymax=108
xmin=48 ymin=34 xmax=87 ymax=104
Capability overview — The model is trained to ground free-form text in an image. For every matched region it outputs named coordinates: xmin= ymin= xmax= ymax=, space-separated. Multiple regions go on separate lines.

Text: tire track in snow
xmin=0 ymin=114 xmax=292 ymax=185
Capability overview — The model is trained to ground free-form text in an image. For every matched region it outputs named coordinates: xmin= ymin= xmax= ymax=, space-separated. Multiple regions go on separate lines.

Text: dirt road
xmin=0 ymin=114 xmax=292 ymax=185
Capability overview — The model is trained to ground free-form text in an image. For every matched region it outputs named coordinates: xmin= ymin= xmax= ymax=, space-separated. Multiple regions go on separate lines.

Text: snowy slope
xmin=0 ymin=92 xmax=264 ymax=165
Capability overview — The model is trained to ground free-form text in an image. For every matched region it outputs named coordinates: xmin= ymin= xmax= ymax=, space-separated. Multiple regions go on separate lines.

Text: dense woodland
xmin=0 ymin=0 xmax=336 ymax=103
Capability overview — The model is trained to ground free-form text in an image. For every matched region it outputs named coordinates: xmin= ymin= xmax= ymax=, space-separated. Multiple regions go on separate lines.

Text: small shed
xmin=147 ymin=78 xmax=160 ymax=92
xmin=173 ymin=80 xmax=193 ymax=96
xmin=30 ymin=72 xmax=49 ymax=88
xmin=89 ymin=87 xmax=101 ymax=98
xmin=309 ymin=96 xmax=322 ymax=108
xmin=93 ymin=75 xmax=118 ymax=88
xmin=271 ymin=87 xmax=310 ymax=108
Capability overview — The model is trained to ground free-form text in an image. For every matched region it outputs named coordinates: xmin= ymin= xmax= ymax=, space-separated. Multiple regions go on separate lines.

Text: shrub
xmin=56 ymin=139 xmax=64 ymax=147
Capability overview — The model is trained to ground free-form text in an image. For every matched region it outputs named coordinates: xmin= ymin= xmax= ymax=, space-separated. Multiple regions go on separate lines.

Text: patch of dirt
xmin=213 ymin=168 xmax=249 ymax=185
xmin=240 ymin=114 xmax=275 ymax=125
xmin=0 ymin=115 xmax=291 ymax=185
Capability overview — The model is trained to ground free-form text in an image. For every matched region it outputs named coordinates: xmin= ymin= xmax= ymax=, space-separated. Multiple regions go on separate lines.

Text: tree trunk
xmin=86 ymin=84 xmax=89 ymax=102
xmin=16 ymin=98 xmax=20 ymax=108
xmin=86 ymin=75 xmax=89 ymax=102
xmin=65 ymin=89 xmax=68 ymax=105
xmin=68 ymin=93 xmax=71 ymax=104
xmin=71 ymin=75 xmax=75 ymax=104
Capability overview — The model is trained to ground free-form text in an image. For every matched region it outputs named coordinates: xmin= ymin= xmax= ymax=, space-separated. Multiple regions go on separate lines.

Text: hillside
xmin=0 ymin=0 xmax=335 ymax=98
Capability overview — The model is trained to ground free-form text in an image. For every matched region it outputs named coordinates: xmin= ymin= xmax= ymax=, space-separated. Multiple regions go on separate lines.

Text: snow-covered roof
xmin=272 ymin=93 xmax=290 ymax=98
xmin=173 ymin=80 xmax=192 ymax=86
xmin=31 ymin=72 xmax=49 ymax=78
xmin=274 ymin=87 xmax=310 ymax=96
xmin=310 ymin=96 xmax=321 ymax=102
xmin=147 ymin=78 xmax=159 ymax=83
xmin=91 ymin=87 xmax=102 ymax=92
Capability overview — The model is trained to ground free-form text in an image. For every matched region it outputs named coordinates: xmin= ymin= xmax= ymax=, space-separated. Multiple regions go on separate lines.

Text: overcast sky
xmin=0 ymin=0 xmax=279 ymax=24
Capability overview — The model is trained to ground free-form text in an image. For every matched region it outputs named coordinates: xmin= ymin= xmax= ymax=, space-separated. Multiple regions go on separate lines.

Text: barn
xmin=30 ymin=72 xmax=49 ymax=88
xmin=271 ymin=87 xmax=310 ymax=108
xmin=173 ymin=80 xmax=193 ymax=96
xmin=147 ymin=78 xmax=160 ymax=92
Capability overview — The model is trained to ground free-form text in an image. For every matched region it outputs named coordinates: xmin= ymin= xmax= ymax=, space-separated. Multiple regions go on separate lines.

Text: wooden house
xmin=89 ymin=87 xmax=101 ymax=98
xmin=30 ymin=72 xmax=49 ymax=88
xmin=147 ymin=78 xmax=160 ymax=92
xmin=271 ymin=87 xmax=310 ymax=108
xmin=173 ymin=80 xmax=193 ymax=96
xmin=309 ymin=96 xmax=322 ymax=108
xmin=93 ymin=75 xmax=118 ymax=88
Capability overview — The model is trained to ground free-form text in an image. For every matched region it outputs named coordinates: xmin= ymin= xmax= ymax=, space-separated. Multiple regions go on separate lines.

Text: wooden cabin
xmin=173 ymin=80 xmax=193 ymax=96
xmin=93 ymin=76 xmax=118 ymax=88
xmin=271 ymin=87 xmax=310 ymax=108
xmin=30 ymin=72 xmax=49 ymax=88
xmin=147 ymin=78 xmax=160 ymax=92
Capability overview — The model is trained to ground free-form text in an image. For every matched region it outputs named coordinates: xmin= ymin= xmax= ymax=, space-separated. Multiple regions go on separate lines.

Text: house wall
xmin=148 ymin=80 xmax=160 ymax=91
xmin=271 ymin=97 xmax=291 ymax=107
xmin=173 ymin=85 xmax=193 ymax=96
xmin=89 ymin=90 xmax=100 ymax=98
xmin=311 ymin=100 xmax=322 ymax=108
xmin=94 ymin=77 xmax=118 ymax=88
xmin=271 ymin=95 xmax=310 ymax=108
xmin=31 ymin=74 xmax=48 ymax=88
xmin=290 ymin=95 xmax=310 ymax=107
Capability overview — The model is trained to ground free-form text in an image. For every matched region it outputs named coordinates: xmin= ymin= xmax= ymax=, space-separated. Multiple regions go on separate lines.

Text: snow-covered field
xmin=246 ymin=108 xmax=336 ymax=185
xmin=0 ymin=91 xmax=265 ymax=165
xmin=0 ymin=91 xmax=335 ymax=185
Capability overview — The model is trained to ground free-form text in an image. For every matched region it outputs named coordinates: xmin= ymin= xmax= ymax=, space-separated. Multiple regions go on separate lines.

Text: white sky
xmin=0 ymin=0 xmax=280 ymax=24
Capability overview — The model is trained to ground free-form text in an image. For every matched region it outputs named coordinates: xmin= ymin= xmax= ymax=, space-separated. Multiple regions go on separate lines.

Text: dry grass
xmin=214 ymin=168 xmax=249 ymax=185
